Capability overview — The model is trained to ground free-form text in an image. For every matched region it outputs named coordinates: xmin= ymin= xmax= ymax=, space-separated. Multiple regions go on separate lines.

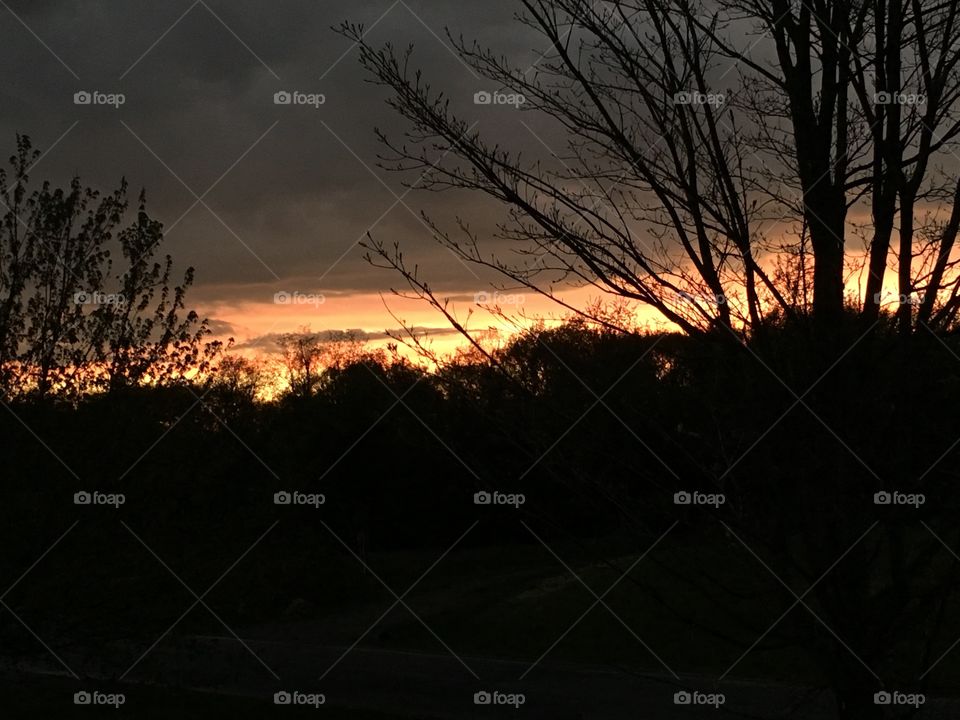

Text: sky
xmin=0 ymin=0 xmax=597 ymax=358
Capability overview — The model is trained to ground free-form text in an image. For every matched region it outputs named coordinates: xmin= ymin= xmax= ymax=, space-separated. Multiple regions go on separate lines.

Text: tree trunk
xmin=897 ymin=192 xmax=915 ymax=336
xmin=862 ymin=212 xmax=895 ymax=323
xmin=808 ymin=195 xmax=847 ymax=324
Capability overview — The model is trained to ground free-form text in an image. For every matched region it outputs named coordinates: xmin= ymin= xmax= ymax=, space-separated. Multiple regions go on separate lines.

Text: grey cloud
xmin=0 ymin=0 xmax=558 ymax=303
xmin=204 ymin=317 xmax=237 ymax=336
xmin=233 ymin=325 xmax=461 ymax=353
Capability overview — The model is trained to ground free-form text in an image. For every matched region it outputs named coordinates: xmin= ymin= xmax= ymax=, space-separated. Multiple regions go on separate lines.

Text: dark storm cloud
xmin=0 ymin=0 xmax=554 ymax=300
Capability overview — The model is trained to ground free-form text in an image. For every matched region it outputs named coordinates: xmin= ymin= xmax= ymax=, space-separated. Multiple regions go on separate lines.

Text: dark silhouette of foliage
xmin=7 ymin=310 xmax=960 ymax=717
xmin=0 ymin=136 xmax=220 ymax=401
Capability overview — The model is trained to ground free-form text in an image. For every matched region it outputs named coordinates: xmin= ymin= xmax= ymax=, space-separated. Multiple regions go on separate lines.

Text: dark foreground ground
xmin=7 ymin=325 xmax=960 ymax=717
xmin=4 ymin=531 xmax=960 ymax=719
xmin=0 ymin=673 xmax=395 ymax=719
xmin=5 ymin=646 xmax=960 ymax=720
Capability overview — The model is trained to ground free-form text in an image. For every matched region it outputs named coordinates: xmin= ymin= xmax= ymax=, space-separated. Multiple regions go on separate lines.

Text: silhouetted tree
xmin=0 ymin=135 xmax=218 ymax=400
xmin=344 ymin=0 xmax=960 ymax=336
xmin=340 ymin=3 xmax=960 ymax=716
xmin=276 ymin=329 xmax=364 ymax=399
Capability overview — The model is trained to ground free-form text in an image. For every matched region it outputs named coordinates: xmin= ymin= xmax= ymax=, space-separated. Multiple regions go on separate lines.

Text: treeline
xmin=8 ymin=313 xmax=960 ymax=554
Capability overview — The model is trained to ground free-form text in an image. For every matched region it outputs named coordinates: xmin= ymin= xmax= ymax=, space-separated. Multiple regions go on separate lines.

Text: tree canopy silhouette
xmin=335 ymin=3 xmax=960 ymax=717
xmin=343 ymin=0 xmax=960 ymax=336
xmin=0 ymin=136 xmax=220 ymax=400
